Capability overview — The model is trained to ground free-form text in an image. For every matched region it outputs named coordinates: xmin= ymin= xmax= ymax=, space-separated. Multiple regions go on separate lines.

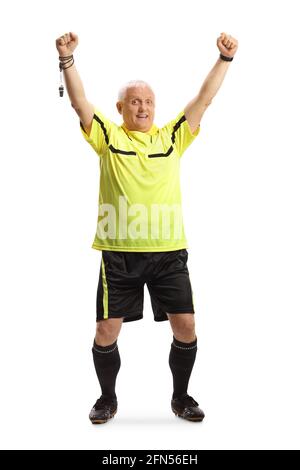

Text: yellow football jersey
xmin=80 ymin=108 xmax=200 ymax=252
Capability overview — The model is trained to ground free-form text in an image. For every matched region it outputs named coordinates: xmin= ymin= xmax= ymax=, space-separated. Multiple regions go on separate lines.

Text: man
xmin=56 ymin=31 xmax=238 ymax=424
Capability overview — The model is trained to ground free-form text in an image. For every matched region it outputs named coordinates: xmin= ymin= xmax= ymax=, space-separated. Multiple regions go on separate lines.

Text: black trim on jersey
xmin=93 ymin=114 xmax=109 ymax=145
xmin=82 ymin=112 xmax=187 ymax=158
xmin=148 ymin=146 xmax=174 ymax=158
xmin=171 ymin=115 xmax=186 ymax=144
xmin=108 ymin=145 xmax=136 ymax=156
xmin=95 ymin=114 xmax=137 ymax=155
xmin=80 ymin=121 xmax=85 ymax=133
xmin=80 ymin=114 xmax=109 ymax=146
xmin=148 ymin=114 xmax=186 ymax=158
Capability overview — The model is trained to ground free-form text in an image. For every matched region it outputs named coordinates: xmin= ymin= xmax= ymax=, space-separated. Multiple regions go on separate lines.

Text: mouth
xmin=136 ymin=114 xmax=148 ymax=120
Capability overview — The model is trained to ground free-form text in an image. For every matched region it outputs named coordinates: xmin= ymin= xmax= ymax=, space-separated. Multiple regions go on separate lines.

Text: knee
xmin=171 ymin=315 xmax=196 ymax=343
xmin=95 ymin=318 xmax=123 ymax=346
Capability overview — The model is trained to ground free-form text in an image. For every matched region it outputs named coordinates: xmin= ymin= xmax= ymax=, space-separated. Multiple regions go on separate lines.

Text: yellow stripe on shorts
xmin=101 ymin=258 xmax=109 ymax=319
xmin=191 ymin=284 xmax=195 ymax=310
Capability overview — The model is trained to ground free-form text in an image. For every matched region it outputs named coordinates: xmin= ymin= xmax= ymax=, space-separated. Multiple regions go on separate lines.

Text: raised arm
xmin=184 ymin=32 xmax=239 ymax=134
xmin=56 ymin=32 xmax=94 ymax=136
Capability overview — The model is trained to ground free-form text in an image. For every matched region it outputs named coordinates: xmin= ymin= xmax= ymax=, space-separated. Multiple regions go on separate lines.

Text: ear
xmin=116 ymin=101 xmax=123 ymax=115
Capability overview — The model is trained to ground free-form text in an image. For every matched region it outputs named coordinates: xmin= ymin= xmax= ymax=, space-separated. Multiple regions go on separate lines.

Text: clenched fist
xmin=56 ymin=32 xmax=79 ymax=57
xmin=217 ymin=32 xmax=238 ymax=58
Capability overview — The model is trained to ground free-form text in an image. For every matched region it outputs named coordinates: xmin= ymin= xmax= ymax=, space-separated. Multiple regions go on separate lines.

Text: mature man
xmin=56 ymin=31 xmax=238 ymax=424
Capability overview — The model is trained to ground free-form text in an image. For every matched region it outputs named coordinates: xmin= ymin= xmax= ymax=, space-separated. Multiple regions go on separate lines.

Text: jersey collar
xmin=121 ymin=123 xmax=159 ymax=137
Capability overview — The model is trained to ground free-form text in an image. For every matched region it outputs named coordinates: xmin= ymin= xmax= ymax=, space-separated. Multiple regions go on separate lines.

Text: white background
xmin=0 ymin=0 xmax=299 ymax=451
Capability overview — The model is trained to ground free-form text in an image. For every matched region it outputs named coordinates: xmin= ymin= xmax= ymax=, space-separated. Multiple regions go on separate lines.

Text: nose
xmin=138 ymin=101 xmax=147 ymax=111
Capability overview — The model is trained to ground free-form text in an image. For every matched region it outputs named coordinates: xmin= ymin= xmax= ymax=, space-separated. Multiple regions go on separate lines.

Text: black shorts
xmin=96 ymin=249 xmax=195 ymax=323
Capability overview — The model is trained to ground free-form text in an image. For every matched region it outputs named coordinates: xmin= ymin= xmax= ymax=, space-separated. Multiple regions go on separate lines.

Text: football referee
xmin=56 ymin=31 xmax=238 ymax=424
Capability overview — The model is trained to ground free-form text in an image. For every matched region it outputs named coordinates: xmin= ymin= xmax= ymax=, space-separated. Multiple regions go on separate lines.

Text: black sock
xmin=169 ymin=335 xmax=198 ymax=399
xmin=92 ymin=339 xmax=121 ymax=399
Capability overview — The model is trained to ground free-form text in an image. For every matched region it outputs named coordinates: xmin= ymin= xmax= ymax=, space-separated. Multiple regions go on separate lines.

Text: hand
xmin=217 ymin=32 xmax=238 ymax=58
xmin=56 ymin=32 xmax=79 ymax=57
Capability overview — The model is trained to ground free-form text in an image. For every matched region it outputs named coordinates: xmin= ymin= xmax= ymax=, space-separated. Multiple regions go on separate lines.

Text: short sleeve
xmin=80 ymin=108 xmax=115 ymax=157
xmin=161 ymin=110 xmax=200 ymax=158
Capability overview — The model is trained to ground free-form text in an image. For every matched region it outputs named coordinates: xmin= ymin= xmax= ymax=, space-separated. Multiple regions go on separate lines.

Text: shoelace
xmin=179 ymin=394 xmax=199 ymax=407
xmin=95 ymin=396 xmax=117 ymax=410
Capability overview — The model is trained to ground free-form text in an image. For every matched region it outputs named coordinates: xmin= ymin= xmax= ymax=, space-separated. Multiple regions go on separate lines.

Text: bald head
xmin=118 ymin=80 xmax=155 ymax=102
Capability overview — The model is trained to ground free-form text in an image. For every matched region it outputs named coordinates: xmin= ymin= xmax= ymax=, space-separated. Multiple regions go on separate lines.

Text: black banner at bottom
xmin=1 ymin=450 xmax=202 ymax=464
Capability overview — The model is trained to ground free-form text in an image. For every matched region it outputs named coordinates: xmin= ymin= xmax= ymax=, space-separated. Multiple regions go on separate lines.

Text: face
xmin=116 ymin=86 xmax=155 ymax=132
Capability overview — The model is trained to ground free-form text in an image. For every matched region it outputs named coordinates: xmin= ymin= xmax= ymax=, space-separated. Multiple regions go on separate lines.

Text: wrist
xmin=59 ymin=54 xmax=74 ymax=71
xmin=219 ymin=53 xmax=233 ymax=62
xmin=58 ymin=52 xmax=74 ymax=58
